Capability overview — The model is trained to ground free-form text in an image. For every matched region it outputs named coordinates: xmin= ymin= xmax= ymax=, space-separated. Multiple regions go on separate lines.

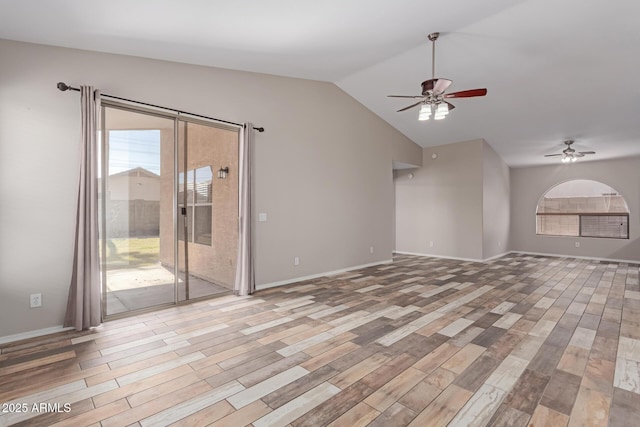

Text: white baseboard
xmin=395 ymin=250 xmax=640 ymax=265
xmin=256 ymin=259 xmax=394 ymax=291
xmin=393 ymin=250 xmax=512 ymax=263
xmin=483 ymin=251 xmax=513 ymax=262
xmin=0 ymin=325 xmax=75 ymax=345
xmin=510 ymin=251 xmax=640 ymax=265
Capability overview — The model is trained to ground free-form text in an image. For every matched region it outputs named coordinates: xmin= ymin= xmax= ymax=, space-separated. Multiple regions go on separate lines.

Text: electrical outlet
xmin=294 ymin=256 xmax=300 ymax=266
xmin=370 ymin=246 xmax=374 ymax=254
xmin=429 ymin=241 xmax=434 ymax=248
xmin=575 ymin=242 xmax=580 ymax=248
xmin=30 ymin=293 xmax=42 ymax=308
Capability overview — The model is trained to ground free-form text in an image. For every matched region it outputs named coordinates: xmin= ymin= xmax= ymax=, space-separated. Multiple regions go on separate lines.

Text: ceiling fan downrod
xmin=428 ymin=32 xmax=439 ymax=81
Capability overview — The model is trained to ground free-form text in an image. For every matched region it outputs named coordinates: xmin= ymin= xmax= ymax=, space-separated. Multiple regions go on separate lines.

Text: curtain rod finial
xmin=57 ymin=82 xmax=70 ymax=91
xmin=255 ymin=127 xmax=264 ymax=133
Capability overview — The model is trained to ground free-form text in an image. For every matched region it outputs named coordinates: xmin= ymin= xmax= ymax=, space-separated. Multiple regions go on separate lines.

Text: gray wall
xmin=482 ymin=141 xmax=511 ymax=259
xmin=0 ymin=39 xmax=419 ymax=338
xmin=395 ymin=139 xmax=484 ymax=260
xmin=510 ymin=156 xmax=640 ymax=262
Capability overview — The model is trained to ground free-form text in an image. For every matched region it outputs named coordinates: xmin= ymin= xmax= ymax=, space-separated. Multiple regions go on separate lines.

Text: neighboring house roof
xmin=110 ymin=167 xmax=160 ymax=179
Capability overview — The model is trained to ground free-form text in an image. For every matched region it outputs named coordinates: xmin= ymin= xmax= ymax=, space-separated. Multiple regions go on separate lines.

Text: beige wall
xmin=482 ymin=140 xmax=510 ymax=259
xmin=510 ymin=156 xmax=640 ymax=261
xmin=0 ymin=38 xmax=415 ymax=338
xmin=395 ymin=139 xmax=485 ymax=260
xmin=392 ymin=136 xmax=423 ymax=168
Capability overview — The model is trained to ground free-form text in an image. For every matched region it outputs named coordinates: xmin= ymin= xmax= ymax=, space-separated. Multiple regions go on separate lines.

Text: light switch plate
xmin=259 ymin=213 xmax=267 ymax=222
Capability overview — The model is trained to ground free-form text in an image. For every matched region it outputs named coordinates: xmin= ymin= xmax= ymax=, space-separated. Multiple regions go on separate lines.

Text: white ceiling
xmin=1 ymin=0 xmax=639 ymax=167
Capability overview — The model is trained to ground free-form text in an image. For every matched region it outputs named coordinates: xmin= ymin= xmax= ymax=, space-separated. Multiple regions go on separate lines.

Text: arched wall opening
xmin=536 ymin=179 xmax=629 ymax=239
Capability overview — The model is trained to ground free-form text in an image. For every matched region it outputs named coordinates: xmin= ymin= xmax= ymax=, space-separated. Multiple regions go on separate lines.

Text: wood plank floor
xmin=1 ymin=253 xmax=639 ymax=426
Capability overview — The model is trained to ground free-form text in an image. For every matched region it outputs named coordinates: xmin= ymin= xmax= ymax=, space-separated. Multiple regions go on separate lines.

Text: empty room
xmin=1 ymin=0 xmax=639 ymax=426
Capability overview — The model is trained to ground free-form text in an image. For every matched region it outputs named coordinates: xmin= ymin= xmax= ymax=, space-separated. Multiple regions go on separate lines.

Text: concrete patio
xmin=105 ymin=263 xmax=230 ymax=314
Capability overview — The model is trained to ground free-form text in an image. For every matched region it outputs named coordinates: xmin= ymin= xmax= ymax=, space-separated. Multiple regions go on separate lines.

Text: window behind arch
xmin=536 ymin=180 xmax=629 ymax=239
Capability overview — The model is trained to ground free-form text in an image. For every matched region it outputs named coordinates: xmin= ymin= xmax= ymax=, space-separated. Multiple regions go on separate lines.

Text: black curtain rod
xmin=56 ymin=82 xmax=264 ymax=132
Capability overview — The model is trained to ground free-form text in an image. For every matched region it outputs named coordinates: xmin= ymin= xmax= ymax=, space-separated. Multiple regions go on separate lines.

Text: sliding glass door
xmin=100 ymin=103 xmax=238 ymax=317
xmin=177 ymin=121 xmax=239 ymax=302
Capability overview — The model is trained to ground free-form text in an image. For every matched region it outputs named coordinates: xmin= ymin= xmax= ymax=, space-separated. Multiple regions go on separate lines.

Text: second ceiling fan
xmin=544 ymin=140 xmax=595 ymax=163
xmin=388 ymin=32 xmax=487 ymax=121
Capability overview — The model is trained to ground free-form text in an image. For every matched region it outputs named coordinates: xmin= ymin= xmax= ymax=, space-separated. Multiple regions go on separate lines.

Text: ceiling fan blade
xmin=573 ymin=153 xmax=585 ymax=157
xmin=544 ymin=154 xmax=563 ymax=157
xmin=397 ymin=101 xmax=423 ymax=112
xmin=445 ymin=101 xmax=456 ymax=111
xmin=578 ymin=151 xmax=596 ymax=155
xmin=388 ymin=95 xmax=424 ymax=98
xmin=421 ymin=78 xmax=452 ymax=95
xmin=434 ymin=79 xmax=452 ymax=95
xmin=444 ymin=88 xmax=488 ymax=98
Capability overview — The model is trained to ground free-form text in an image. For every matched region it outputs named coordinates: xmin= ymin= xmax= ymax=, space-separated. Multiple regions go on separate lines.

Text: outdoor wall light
xmin=217 ymin=167 xmax=229 ymax=179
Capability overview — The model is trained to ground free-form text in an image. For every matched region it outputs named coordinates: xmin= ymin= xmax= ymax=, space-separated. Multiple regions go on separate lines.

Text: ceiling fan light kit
xmin=545 ymin=140 xmax=596 ymax=163
xmin=434 ymin=102 xmax=449 ymax=120
xmin=418 ymin=102 xmax=450 ymax=121
xmin=418 ymin=103 xmax=431 ymax=120
xmin=388 ymin=32 xmax=487 ymax=121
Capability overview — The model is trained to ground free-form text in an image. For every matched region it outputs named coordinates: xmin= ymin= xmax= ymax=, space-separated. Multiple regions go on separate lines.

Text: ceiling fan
xmin=388 ymin=32 xmax=487 ymax=121
xmin=544 ymin=140 xmax=595 ymax=163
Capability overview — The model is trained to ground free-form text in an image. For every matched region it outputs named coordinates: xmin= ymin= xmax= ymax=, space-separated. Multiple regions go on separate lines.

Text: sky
xmin=108 ymin=130 xmax=161 ymax=175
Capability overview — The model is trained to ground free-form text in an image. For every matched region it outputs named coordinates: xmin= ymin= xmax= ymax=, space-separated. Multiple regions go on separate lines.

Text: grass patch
xmin=104 ymin=237 xmax=160 ymax=269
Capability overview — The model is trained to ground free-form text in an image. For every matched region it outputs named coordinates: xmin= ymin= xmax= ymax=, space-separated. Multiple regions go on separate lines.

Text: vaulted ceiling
xmin=1 ymin=0 xmax=639 ymax=166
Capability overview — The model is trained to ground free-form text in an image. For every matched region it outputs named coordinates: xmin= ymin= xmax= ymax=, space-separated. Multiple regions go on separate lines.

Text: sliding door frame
xmin=100 ymin=99 xmax=240 ymax=320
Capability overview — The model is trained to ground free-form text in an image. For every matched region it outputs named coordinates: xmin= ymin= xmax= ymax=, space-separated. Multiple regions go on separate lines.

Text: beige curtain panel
xmin=234 ymin=123 xmax=256 ymax=296
xmin=64 ymin=86 xmax=102 ymax=330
